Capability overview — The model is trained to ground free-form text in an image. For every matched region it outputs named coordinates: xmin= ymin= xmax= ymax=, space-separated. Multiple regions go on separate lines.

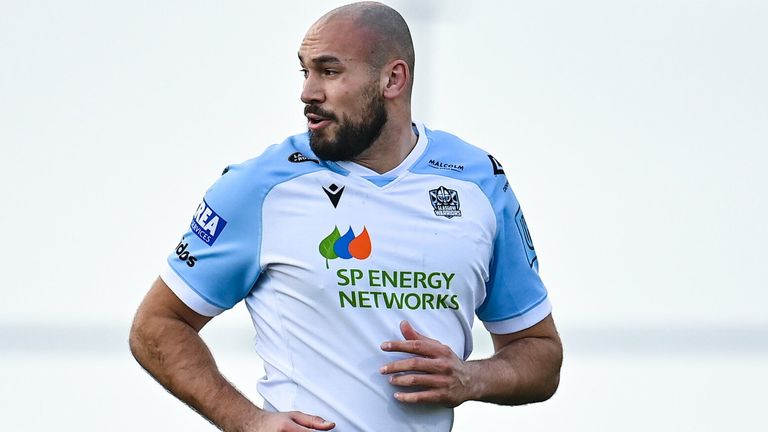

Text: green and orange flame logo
xmin=318 ymin=226 xmax=372 ymax=269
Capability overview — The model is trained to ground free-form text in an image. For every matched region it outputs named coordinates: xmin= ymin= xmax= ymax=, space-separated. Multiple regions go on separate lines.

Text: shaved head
xmin=299 ymin=2 xmax=417 ymax=165
xmin=317 ymin=2 xmax=415 ymax=82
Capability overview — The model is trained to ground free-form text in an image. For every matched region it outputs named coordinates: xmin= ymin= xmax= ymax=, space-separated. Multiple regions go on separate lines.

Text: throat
xmin=351 ymin=127 xmax=419 ymax=174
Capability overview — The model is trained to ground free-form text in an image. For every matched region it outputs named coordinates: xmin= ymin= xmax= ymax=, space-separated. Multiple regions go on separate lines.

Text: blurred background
xmin=1 ymin=0 xmax=766 ymax=430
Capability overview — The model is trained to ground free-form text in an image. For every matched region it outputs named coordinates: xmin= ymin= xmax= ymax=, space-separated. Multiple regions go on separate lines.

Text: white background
xmin=1 ymin=1 xmax=766 ymax=431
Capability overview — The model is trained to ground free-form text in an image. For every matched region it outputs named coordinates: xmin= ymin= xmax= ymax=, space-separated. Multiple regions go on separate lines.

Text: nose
xmin=300 ymin=73 xmax=325 ymax=105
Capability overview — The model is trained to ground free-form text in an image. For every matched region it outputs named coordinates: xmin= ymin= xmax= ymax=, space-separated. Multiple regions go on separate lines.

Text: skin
xmin=380 ymin=318 xmax=562 ymax=407
xmin=130 ymin=278 xmax=336 ymax=432
xmin=130 ymin=3 xmax=563 ymax=431
xmin=299 ymin=10 xmax=416 ymax=173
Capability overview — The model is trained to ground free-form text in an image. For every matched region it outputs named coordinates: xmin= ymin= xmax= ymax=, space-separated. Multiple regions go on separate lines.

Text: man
xmin=129 ymin=2 xmax=562 ymax=431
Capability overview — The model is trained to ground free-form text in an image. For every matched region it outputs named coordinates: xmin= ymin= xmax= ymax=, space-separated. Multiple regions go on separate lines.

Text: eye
xmin=299 ymin=68 xmax=308 ymax=78
xmin=323 ymin=69 xmax=338 ymax=76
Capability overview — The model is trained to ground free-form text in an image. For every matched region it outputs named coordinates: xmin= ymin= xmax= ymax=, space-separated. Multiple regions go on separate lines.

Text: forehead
xmin=299 ymin=18 xmax=376 ymax=65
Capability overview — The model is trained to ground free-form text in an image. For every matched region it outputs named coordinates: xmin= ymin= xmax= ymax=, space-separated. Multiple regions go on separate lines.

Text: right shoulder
xmin=211 ymin=132 xmax=325 ymax=197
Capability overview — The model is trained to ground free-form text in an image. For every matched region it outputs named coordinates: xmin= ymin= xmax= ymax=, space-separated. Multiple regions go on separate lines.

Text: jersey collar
xmin=330 ymin=122 xmax=427 ymax=181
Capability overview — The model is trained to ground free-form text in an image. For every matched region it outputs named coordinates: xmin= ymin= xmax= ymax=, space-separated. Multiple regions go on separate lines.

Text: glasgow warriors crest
xmin=429 ymin=186 xmax=462 ymax=219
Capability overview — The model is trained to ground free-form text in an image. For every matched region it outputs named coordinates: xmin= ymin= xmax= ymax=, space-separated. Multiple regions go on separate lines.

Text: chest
xmin=257 ymin=171 xmax=496 ymax=308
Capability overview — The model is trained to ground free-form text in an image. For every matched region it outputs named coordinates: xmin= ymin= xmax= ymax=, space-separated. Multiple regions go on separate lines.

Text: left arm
xmin=380 ymin=315 xmax=562 ymax=407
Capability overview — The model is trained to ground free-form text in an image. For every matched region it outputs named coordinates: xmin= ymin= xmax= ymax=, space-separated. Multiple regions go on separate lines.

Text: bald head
xmin=317 ymin=2 xmax=415 ymax=82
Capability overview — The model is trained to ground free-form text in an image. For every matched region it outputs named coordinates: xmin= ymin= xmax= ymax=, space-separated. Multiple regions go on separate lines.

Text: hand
xmin=379 ymin=320 xmax=473 ymax=407
xmin=249 ymin=411 xmax=335 ymax=432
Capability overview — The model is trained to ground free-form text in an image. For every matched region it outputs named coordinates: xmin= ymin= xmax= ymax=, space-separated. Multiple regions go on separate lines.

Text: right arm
xmin=129 ymin=277 xmax=335 ymax=432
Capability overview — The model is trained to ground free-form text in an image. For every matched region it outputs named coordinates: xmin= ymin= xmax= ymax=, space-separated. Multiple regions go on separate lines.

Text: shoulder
xmin=411 ymin=127 xmax=509 ymax=198
xmin=199 ymin=132 xmax=325 ymax=222
xmin=213 ymin=132 xmax=325 ymax=196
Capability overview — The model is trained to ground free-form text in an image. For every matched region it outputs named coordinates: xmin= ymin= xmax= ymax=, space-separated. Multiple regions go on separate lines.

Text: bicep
xmin=134 ymin=277 xmax=213 ymax=333
xmin=490 ymin=314 xmax=560 ymax=352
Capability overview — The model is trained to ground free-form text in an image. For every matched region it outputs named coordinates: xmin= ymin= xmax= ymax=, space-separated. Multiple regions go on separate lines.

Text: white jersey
xmin=162 ymin=123 xmax=551 ymax=432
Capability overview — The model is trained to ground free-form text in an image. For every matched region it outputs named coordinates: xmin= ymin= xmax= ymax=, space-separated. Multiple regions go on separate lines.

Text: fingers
xmin=288 ymin=412 xmax=336 ymax=431
xmin=380 ymin=355 xmax=451 ymax=375
xmin=381 ymin=338 xmax=454 ymax=361
xmin=399 ymin=320 xmax=427 ymax=341
xmin=381 ymin=320 xmax=456 ymax=369
xmin=393 ymin=389 xmax=446 ymax=404
xmin=381 ymin=339 xmax=439 ymax=357
xmin=387 ymin=372 xmax=452 ymax=388
xmin=378 ymin=321 xmax=468 ymax=408
xmin=382 ymin=322 xmax=441 ymax=356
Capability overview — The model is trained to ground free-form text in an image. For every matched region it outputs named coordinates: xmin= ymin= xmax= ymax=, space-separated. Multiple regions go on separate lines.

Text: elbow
xmin=537 ymin=341 xmax=563 ymax=402
xmin=536 ymin=342 xmax=563 ymax=402
xmin=128 ymin=312 xmax=152 ymax=364
xmin=128 ymin=317 xmax=143 ymax=360
xmin=526 ymin=339 xmax=563 ymax=404
xmin=536 ymin=373 xmax=560 ymax=402
xmin=513 ymin=368 xmax=559 ymax=405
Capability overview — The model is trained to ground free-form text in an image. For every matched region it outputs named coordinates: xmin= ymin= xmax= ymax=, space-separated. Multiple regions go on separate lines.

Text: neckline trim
xmin=335 ymin=122 xmax=427 ymax=178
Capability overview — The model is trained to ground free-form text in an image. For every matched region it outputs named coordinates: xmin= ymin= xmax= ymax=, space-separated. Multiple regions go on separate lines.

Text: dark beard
xmin=308 ymin=87 xmax=388 ymax=161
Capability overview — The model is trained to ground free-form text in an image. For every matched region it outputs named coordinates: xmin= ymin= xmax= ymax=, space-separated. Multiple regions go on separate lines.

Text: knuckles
xmin=407 ymin=357 xmax=422 ymax=370
xmin=436 ymin=344 xmax=452 ymax=357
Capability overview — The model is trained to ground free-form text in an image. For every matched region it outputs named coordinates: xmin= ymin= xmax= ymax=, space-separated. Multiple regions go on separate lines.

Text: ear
xmin=381 ymin=60 xmax=410 ymax=100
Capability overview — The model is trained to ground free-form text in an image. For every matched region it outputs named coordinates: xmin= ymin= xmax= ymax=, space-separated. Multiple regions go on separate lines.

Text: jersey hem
xmin=481 ymin=297 xmax=552 ymax=334
xmin=160 ymin=262 xmax=226 ymax=317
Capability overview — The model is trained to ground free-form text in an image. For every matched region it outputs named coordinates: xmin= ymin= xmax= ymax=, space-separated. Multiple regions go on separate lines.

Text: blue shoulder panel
xmin=167 ymin=133 xmax=325 ymax=310
xmin=409 ymin=128 xmax=548 ymax=324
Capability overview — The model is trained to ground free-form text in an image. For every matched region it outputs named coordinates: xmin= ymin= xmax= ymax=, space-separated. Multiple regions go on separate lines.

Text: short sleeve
xmin=161 ymin=164 xmax=264 ymax=317
xmin=476 ymin=166 xmax=551 ymax=334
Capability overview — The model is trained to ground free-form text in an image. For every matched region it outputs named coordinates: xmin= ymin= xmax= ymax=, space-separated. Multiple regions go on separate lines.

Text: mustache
xmin=304 ymin=105 xmax=337 ymax=121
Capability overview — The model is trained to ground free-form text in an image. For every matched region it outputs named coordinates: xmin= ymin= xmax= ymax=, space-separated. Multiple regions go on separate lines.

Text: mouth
xmin=305 ymin=106 xmax=335 ymax=132
xmin=306 ymin=113 xmax=332 ymax=132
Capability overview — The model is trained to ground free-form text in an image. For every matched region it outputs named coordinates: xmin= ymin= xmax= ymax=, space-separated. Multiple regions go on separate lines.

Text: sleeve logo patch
xmin=190 ymin=200 xmax=228 ymax=246
xmin=514 ymin=206 xmax=538 ymax=268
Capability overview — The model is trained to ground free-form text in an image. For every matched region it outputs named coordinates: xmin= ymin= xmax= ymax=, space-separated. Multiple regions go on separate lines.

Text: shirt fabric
xmin=161 ymin=122 xmax=551 ymax=432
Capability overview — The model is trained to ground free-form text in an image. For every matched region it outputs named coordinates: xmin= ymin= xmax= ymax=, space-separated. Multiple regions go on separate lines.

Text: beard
xmin=307 ymin=84 xmax=388 ymax=162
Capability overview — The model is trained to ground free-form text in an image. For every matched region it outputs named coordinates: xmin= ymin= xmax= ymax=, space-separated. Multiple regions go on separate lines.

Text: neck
xmin=351 ymin=118 xmax=417 ymax=174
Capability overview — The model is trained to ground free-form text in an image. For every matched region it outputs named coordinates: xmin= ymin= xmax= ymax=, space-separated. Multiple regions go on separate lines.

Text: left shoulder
xmin=411 ymin=126 xmax=509 ymax=195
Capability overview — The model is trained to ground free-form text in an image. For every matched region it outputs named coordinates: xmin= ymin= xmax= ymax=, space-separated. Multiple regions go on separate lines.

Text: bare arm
xmin=380 ymin=315 xmax=563 ymax=407
xmin=129 ymin=277 xmax=335 ymax=432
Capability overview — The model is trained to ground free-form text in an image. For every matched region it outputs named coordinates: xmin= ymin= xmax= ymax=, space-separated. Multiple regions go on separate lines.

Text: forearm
xmin=465 ymin=334 xmax=562 ymax=406
xmin=129 ymin=314 xmax=261 ymax=431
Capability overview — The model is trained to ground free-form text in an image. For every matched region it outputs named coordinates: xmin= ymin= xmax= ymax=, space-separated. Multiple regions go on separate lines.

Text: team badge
xmin=429 ymin=186 xmax=462 ymax=219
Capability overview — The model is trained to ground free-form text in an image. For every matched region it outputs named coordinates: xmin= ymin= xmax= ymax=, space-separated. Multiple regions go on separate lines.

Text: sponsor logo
xmin=335 ymin=269 xmax=460 ymax=311
xmin=190 ymin=200 xmax=228 ymax=246
xmin=288 ymin=151 xmax=319 ymax=164
xmin=318 ymin=226 xmax=372 ymax=268
xmin=429 ymin=186 xmax=462 ymax=218
xmin=514 ymin=207 xmax=538 ymax=268
xmin=175 ymin=240 xmax=198 ymax=267
xmin=428 ymin=159 xmax=464 ymax=173
xmin=488 ymin=154 xmax=505 ymax=175
xmin=322 ymin=183 xmax=345 ymax=208
xmin=221 ymin=166 xmax=230 ymax=175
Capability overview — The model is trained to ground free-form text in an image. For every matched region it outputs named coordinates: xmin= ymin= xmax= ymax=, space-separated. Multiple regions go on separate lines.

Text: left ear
xmin=381 ymin=60 xmax=410 ymax=100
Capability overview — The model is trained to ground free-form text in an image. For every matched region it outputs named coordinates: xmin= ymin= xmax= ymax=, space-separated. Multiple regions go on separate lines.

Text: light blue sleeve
xmin=162 ymin=161 xmax=265 ymax=316
xmin=411 ymin=128 xmax=552 ymax=334
xmin=475 ymin=156 xmax=551 ymax=334
xmin=161 ymin=135 xmax=325 ymax=316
